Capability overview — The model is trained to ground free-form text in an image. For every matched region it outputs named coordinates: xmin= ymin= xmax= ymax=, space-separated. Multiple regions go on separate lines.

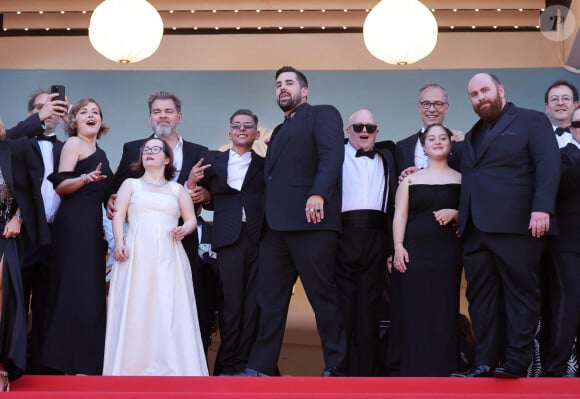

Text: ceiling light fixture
xmin=89 ymin=0 xmax=163 ymax=64
xmin=363 ymin=0 xmax=438 ymax=66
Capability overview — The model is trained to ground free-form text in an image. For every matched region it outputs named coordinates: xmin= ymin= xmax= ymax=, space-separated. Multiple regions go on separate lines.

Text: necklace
xmin=141 ymin=177 xmax=168 ymax=188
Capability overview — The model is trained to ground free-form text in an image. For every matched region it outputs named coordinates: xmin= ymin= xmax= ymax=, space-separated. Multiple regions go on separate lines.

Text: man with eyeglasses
xmin=544 ymin=80 xmax=579 ymax=148
xmin=537 ymin=80 xmax=580 ymax=377
xmin=107 ymin=90 xmax=215 ymax=356
xmin=238 ymin=66 xmax=347 ymax=377
xmin=193 ymin=109 xmax=264 ymax=375
xmin=334 ymin=109 xmax=397 ymax=376
xmin=543 ymin=105 xmax=580 ymax=377
xmin=394 ymin=82 xmax=464 ymax=178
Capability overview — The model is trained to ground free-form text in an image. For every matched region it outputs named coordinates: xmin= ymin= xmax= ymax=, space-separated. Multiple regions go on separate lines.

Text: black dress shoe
xmin=450 ymin=365 xmax=493 ymax=377
xmin=493 ymin=367 xmax=525 ymax=378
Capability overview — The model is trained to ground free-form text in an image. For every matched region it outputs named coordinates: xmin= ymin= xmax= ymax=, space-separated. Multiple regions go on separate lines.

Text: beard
xmin=44 ymin=117 xmax=60 ymax=134
xmin=473 ymin=94 xmax=504 ymax=122
xmin=277 ymin=92 xmax=301 ymax=112
xmin=153 ymin=123 xmax=173 ymax=138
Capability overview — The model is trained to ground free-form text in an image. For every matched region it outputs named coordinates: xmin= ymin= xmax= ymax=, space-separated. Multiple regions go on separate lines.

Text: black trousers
xmin=213 ymin=224 xmax=259 ymax=375
xmin=463 ymin=226 xmax=543 ymax=372
xmin=335 ymin=225 xmax=389 ymax=376
xmin=247 ymin=227 xmax=347 ymax=376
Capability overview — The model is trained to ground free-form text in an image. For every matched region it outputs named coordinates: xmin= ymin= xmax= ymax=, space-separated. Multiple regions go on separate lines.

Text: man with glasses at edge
xmin=534 ymin=80 xmax=580 ymax=377
xmin=395 ymin=83 xmax=464 ymax=179
xmin=106 ymin=91 xmax=215 ymax=356
xmin=193 ymin=109 xmax=265 ymax=375
xmin=335 ymin=109 xmax=397 ymax=376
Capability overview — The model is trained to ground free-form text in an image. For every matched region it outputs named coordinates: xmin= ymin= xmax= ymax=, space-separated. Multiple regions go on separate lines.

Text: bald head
xmin=346 ymin=109 xmax=379 ymax=151
xmin=468 ymin=73 xmax=506 ymax=122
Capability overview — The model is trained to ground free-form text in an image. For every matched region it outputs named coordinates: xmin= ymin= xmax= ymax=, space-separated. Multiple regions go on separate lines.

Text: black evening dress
xmin=397 ymin=183 xmax=462 ymax=376
xmin=0 ymin=166 xmax=27 ymax=381
xmin=41 ymin=147 xmax=112 ymax=375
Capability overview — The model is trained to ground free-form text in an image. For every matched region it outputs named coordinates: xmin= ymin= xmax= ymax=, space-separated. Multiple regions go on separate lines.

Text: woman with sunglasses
xmin=103 ymin=138 xmax=208 ymax=376
xmin=391 ymin=123 xmax=462 ymax=376
xmin=544 ymin=105 xmax=580 ymax=377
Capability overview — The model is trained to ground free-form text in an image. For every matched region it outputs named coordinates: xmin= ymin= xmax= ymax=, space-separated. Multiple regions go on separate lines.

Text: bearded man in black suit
xmin=452 ymin=73 xmax=560 ymax=379
xmin=239 ymin=66 xmax=347 ymax=377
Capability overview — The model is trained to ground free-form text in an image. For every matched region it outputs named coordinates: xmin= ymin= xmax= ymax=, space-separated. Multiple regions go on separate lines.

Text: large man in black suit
xmin=107 ymin=91 xmax=213 ymax=354
xmin=240 ymin=66 xmax=347 ymax=376
xmin=394 ymin=83 xmax=463 ymax=177
xmin=453 ymin=73 xmax=560 ymax=378
xmin=544 ymin=106 xmax=580 ymax=377
xmin=7 ymin=89 xmax=68 ymax=373
xmin=335 ymin=109 xmax=397 ymax=376
xmin=196 ymin=109 xmax=265 ymax=375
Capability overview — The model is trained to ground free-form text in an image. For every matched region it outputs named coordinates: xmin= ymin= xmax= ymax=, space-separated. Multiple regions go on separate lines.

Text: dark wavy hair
xmin=420 ymin=123 xmax=453 ymax=145
xmin=65 ymin=97 xmax=109 ymax=139
xmin=131 ymin=138 xmax=176 ymax=181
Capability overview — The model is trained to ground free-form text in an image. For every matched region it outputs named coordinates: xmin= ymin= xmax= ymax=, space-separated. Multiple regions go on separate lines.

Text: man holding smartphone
xmin=7 ymin=88 xmax=68 ymax=373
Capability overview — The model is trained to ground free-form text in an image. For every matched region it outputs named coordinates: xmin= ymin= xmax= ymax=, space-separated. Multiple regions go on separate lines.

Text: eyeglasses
xmin=571 ymin=120 xmax=580 ymax=128
xmin=419 ymin=101 xmax=447 ymax=110
xmin=548 ymin=95 xmax=573 ymax=105
xmin=230 ymin=122 xmax=256 ymax=130
xmin=142 ymin=146 xmax=163 ymax=155
xmin=351 ymin=124 xmax=378 ymax=133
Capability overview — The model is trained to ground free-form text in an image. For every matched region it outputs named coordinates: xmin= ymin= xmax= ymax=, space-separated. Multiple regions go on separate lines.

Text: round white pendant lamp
xmin=89 ymin=0 xmax=164 ymax=64
xmin=363 ymin=0 xmax=438 ymax=66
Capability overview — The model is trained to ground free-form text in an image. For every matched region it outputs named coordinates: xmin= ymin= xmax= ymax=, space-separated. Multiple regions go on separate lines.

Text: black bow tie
xmin=37 ymin=135 xmax=57 ymax=143
xmin=555 ymin=127 xmax=570 ymax=136
xmin=355 ymin=149 xmax=376 ymax=159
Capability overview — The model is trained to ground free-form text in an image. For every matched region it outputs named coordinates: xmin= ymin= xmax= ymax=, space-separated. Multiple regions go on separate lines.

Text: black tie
xmin=555 ymin=127 xmax=570 ymax=136
xmin=355 ymin=149 xmax=376 ymax=159
xmin=37 ymin=135 xmax=57 ymax=143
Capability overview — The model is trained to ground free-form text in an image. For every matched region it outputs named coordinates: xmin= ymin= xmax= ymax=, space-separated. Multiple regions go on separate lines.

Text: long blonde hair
xmin=0 ymin=118 xmax=6 ymax=141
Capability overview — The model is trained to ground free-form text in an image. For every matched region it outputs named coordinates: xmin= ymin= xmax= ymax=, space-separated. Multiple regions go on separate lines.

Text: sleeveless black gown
xmin=397 ymin=183 xmax=462 ymax=376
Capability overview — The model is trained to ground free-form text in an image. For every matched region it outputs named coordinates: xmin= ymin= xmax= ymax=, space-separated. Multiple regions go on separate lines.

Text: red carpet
xmin=7 ymin=376 xmax=580 ymax=398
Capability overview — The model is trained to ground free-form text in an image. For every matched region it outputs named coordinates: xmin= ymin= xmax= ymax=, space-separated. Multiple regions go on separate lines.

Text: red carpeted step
xmin=8 ymin=376 xmax=580 ymax=399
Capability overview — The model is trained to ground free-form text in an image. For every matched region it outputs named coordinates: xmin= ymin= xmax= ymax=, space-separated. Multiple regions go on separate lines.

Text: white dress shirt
xmin=227 ymin=149 xmax=252 ymax=221
xmin=413 ymin=127 xmax=428 ymax=169
xmin=553 ymin=125 xmax=573 ymax=149
xmin=37 ymin=136 xmax=60 ymax=222
xmin=155 ymin=134 xmax=183 ymax=182
xmin=342 ymin=143 xmax=387 ymax=213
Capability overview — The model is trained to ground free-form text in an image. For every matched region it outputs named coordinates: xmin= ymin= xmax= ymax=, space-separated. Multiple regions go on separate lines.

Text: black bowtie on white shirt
xmin=37 ymin=136 xmax=60 ymax=223
xmin=553 ymin=125 xmax=573 ymax=149
xmin=227 ymin=149 xmax=252 ymax=222
xmin=342 ymin=143 xmax=387 ymax=213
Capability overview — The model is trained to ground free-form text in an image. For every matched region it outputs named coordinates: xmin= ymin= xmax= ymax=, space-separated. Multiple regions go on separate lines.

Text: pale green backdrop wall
xmin=0 ymin=68 xmax=578 ymax=168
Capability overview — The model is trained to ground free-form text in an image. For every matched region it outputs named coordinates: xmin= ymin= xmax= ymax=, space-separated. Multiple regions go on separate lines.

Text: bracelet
xmin=81 ymin=174 xmax=89 ymax=185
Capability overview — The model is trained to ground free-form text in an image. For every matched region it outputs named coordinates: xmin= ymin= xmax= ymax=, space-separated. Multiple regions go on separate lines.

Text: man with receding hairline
xmin=452 ymin=73 xmax=560 ymax=378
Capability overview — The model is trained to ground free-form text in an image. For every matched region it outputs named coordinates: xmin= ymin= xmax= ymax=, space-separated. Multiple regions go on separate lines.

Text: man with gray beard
xmin=107 ymin=90 xmax=214 ymax=355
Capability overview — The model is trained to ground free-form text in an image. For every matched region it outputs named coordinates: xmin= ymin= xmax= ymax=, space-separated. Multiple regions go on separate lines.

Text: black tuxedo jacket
xmin=459 ymin=102 xmax=560 ymax=235
xmin=394 ymin=130 xmax=464 ymax=176
xmin=7 ymin=116 xmax=63 ymax=248
xmin=265 ymin=103 xmax=344 ymax=233
xmin=375 ymin=141 xmax=398 ymax=247
xmin=198 ymin=150 xmax=265 ymax=250
xmin=112 ymin=136 xmax=208 ymax=191
xmin=551 ymin=143 xmax=580 ymax=251
xmin=6 ymin=113 xmax=43 ymax=139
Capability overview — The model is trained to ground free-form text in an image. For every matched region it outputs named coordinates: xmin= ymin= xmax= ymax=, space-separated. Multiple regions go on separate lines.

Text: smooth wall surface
xmin=0 ymin=67 xmax=577 ymax=168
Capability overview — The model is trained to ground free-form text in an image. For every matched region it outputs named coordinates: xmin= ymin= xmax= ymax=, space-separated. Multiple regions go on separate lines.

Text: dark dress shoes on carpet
xmin=450 ymin=365 xmax=493 ymax=377
xmin=493 ymin=367 xmax=525 ymax=378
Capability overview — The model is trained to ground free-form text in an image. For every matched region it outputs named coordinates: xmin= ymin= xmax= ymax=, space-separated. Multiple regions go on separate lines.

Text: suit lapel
xmin=477 ymin=104 xmax=517 ymax=160
xmin=216 ymin=150 xmax=230 ymax=183
xmin=242 ymin=151 xmax=260 ymax=188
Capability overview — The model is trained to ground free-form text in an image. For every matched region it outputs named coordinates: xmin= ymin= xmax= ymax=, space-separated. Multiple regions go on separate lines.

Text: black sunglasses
xmin=351 ymin=123 xmax=378 ymax=134
xmin=571 ymin=121 xmax=580 ymax=128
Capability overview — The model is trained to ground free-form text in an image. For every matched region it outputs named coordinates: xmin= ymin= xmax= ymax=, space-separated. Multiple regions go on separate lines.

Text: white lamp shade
xmin=89 ymin=0 xmax=164 ymax=64
xmin=363 ymin=0 xmax=438 ymax=65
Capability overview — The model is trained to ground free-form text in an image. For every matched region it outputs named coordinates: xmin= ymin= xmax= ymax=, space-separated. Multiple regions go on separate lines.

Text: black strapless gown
xmin=397 ymin=184 xmax=462 ymax=376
